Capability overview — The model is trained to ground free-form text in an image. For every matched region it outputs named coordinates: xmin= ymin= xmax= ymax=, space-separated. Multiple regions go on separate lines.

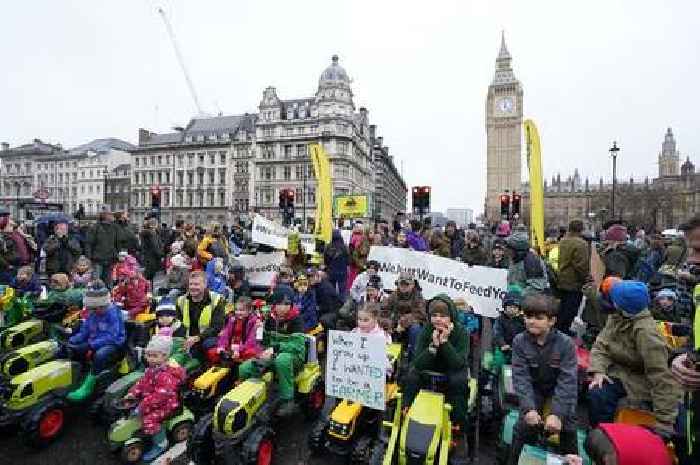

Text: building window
xmin=166 ymin=155 xmax=171 ymax=165
xmin=158 ymin=172 xmax=162 ymax=184
xmin=187 ymin=172 xmax=193 ymax=186
xmin=208 ymin=169 xmax=215 ymax=184
xmin=263 ymin=128 xmax=273 ymax=138
xmin=219 ymin=191 xmax=225 ymax=207
xmin=187 ymin=192 xmax=193 ymax=207
xmin=176 ymin=191 xmax=183 ymax=207
xmin=219 ymin=152 xmax=226 ymax=164
xmin=178 ymin=154 xmax=184 ymax=167
xmin=209 ymin=153 xmax=215 ymax=165
xmin=338 ymin=141 xmax=348 ymax=155
xmin=198 ymin=172 xmax=204 ymax=185
xmin=149 ymin=172 xmax=154 ymax=184
xmin=286 ymin=127 xmax=293 ymax=137
xmin=158 ymin=156 xmax=162 ymax=165
xmin=218 ymin=168 xmax=226 ymax=184
xmin=297 ymin=145 xmax=307 ymax=158
xmin=295 ymin=165 xmax=303 ymax=179
xmin=284 ymin=145 xmax=292 ymax=158
xmin=187 ymin=153 xmax=194 ymax=167
xmin=283 ymin=166 xmax=291 ymax=180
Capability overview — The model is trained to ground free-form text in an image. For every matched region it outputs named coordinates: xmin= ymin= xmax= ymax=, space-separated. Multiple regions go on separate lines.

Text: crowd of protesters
xmin=0 ymin=204 xmax=698 ymax=465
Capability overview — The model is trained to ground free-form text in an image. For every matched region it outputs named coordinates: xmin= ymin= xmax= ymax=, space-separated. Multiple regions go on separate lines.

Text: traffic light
xmin=512 ymin=193 xmax=521 ymax=217
xmin=150 ymin=187 xmax=161 ymax=208
xmin=421 ymin=186 xmax=431 ymax=212
xmin=279 ymin=189 xmax=295 ymax=226
xmin=499 ymin=194 xmax=510 ymax=217
xmin=411 ymin=186 xmax=431 ymax=217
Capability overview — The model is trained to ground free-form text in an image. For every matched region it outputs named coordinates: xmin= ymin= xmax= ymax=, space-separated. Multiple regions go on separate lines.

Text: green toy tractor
xmin=0 ymin=339 xmax=60 ymax=378
xmin=0 ymin=319 xmax=47 ymax=353
xmin=0 ymin=359 xmax=82 ymax=447
xmin=187 ymin=334 xmax=324 ymax=465
xmin=107 ymin=394 xmax=196 ymax=463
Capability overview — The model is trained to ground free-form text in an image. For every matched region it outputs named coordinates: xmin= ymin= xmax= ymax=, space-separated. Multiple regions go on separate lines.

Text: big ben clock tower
xmin=485 ymin=32 xmax=523 ymax=222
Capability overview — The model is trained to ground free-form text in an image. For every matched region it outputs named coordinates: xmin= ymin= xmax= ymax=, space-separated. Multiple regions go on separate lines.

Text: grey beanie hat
xmin=146 ymin=335 xmax=173 ymax=356
xmin=83 ymin=280 xmax=111 ymax=309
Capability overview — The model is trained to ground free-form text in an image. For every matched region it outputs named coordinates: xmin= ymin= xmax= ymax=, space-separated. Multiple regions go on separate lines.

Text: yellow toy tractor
xmin=308 ymin=342 xmax=402 ymax=463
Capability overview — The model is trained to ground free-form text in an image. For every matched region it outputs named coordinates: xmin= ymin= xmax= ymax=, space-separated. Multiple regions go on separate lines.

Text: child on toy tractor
xmin=508 ymin=293 xmax=578 ymax=465
xmin=111 ymin=269 xmax=151 ymax=320
xmin=402 ymin=294 xmax=470 ymax=459
xmin=493 ymin=289 xmax=525 ymax=360
xmin=216 ymin=295 xmax=262 ymax=362
xmin=122 ymin=334 xmax=186 ymax=461
xmin=587 ymin=280 xmax=683 ymax=438
xmin=237 ymin=286 xmax=305 ymax=417
xmin=60 ymin=280 xmax=126 ymax=402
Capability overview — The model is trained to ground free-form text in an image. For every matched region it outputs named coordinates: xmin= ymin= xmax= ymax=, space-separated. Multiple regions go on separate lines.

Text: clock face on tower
xmin=496 ymin=96 xmax=515 ymax=114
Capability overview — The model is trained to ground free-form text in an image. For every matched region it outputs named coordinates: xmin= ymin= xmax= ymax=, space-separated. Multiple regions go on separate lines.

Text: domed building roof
xmin=319 ymin=55 xmax=350 ymax=84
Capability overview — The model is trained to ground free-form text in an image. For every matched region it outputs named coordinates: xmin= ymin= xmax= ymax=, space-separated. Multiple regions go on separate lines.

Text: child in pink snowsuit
xmin=111 ymin=250 xmax=139 ymax=282
xmin=124 ymin=334 xmax=185 ymax=459
xmin=216 ymin=295 xmax=263 ymax=361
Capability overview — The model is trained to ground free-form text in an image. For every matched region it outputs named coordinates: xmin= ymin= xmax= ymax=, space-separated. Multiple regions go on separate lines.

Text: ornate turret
xmin=316 ymin=55 xmax=354 ymax=116
xmin=492 ymin=31 xmax=518 ymax=85
xmin=681 ymin=156 xmax=695 ymax=176
xmin=659 ymin=127 xmax=680 ymax=177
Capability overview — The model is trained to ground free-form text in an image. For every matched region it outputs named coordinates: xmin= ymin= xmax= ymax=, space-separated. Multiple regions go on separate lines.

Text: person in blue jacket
xmin=293 ymin=273 xmax=319 ymax=332
xmin=64 ymin=280 xmax=126 ymax=401
xmin=206 ymin=257 xmax=230 ymax=299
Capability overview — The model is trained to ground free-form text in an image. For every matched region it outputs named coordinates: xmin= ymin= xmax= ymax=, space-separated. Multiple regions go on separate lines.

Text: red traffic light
xmin=500 ymin=194 xmax=509 ymax=203
xmin=287 ymin=190 xmax=295 ymax=200
xmin=421 ymin=187 xmax=431 ymax=193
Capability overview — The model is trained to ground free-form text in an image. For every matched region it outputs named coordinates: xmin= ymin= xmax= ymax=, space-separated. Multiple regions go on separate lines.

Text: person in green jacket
xmin=588 ymin=280 xmax=682 ymax=436
xmin=402 ymin=294 xmax=469 ymax=428
xmin=238 ymin=286 xmax=306 ymax=417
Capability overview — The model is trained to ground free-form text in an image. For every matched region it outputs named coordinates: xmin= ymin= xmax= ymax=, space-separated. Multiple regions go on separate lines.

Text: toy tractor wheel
xmin=188 ymin=413 xmax=215 ymax=465
xmin=255 ymin=437 xmax=274 ymax=465
xmin=25 ymin=401 xmax=67 ymax=447
xmin=351 ymin=436 xmax=373 ymax=464
xmin=171 ymin=420 xmax=194 ymax=443
xmin=121 ymin=439 xmax=145 ymax=463
xmin=303 ymin=380 xmax=325 ymax=420
xmin=368 ymin=442 xmax=386 ymax=465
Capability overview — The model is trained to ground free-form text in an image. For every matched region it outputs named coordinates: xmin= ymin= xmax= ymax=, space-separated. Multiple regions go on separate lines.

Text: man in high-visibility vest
xmin=177 ymin=270 xmax=226 ymax=362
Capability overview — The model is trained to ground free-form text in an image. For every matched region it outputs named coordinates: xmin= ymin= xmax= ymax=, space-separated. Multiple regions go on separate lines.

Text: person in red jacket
xmin=585 ymin=423 xmax=672 ymax=465
xmin=111 ymin=268 xmax=151 ymax=319
xmin=123 ymin=334 xmax=186 ymax=461
xmin=216 ymin=295 xmax=262 ymax=361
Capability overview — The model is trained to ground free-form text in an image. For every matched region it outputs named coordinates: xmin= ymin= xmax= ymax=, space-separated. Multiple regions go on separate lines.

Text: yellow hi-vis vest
xmin=178 ymin=292 xmax=221 ymax=337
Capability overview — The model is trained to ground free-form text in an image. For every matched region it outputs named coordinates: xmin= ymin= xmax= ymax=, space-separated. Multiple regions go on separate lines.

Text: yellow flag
xmin=524 ymin=120 xmax=545 ymax=252
xmin=309 ymin=143 xmax=333 ymax=243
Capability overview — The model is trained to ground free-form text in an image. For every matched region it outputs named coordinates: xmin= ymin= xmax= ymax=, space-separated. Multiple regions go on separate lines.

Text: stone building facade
xmin=0 ymin=138 xmax=132 ymax=219
xmin=130 ymin=116 xmax=256 ymax=226
xmin=130 ymin=55 xmax=407 ymax=227
xmin=105 ymin=164 xmax=131 ymax=214
xmin=369 ymin=125 xmax=407 ymax=221
xmin=519 ymin=128 xmax=698 ymax=232
xmin=485 ymin=33 xmax=524 ymax=222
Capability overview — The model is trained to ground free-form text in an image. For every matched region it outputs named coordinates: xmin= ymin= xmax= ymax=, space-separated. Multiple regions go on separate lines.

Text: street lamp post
xmin=609 ymin=141 xmax=620 ymax=219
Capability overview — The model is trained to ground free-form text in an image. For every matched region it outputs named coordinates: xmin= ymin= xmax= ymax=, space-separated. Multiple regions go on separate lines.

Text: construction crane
xmin=157 ymin=7 xmax=205 ymax=115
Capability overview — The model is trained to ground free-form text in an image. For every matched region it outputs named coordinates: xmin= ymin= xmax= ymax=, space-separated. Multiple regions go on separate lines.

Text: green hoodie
xmin=412 ymin=294 xmax=469 ymax=373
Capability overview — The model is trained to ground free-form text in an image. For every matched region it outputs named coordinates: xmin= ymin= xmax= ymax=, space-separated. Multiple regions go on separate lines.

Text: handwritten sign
xmin=326 ymin=330 xmax=386 ymax=410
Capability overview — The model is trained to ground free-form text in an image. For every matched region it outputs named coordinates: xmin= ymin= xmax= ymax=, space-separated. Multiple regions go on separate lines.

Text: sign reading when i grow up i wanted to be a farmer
xmin=326 ymin=330 xmax=387 ymax=411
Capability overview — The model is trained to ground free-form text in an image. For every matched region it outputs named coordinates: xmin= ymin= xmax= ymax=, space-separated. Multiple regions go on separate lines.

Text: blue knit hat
xmin=609 ymin=280 xmax=650 ymax=315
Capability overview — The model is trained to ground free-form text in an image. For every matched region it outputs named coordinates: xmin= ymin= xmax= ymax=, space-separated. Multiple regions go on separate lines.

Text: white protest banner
xmin=234 ymin=252 xmax=285 ymax=287
xmin=340 ymin=229 xmax=352 ymax=245
xmin=251 ymin=214 xmax=289 ymax=250
xmin=326 ymin=330 xmax=386 ymax=410
xmin=368 ymin=246 xmax=507 ymax=318
xmin=299 ymin=234 xmax=316 ymax=255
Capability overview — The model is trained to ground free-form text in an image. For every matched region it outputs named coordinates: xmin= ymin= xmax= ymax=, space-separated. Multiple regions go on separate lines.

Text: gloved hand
xmin=671 ymin=353 xmax=700 ymax=390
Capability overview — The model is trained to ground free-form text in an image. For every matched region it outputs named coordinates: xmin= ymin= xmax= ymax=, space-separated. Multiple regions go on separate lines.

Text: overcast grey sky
xmin=2 ymin=0 xmax=698 ymax=213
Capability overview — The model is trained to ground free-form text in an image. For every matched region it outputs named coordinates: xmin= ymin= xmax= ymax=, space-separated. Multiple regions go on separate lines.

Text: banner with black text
xmin=368 ymin=246 xmax=507 ymax=317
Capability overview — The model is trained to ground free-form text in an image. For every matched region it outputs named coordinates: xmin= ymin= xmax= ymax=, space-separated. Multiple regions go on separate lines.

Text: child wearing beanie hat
xmin=124 ymin=333 xmax=186 ymax=461
xmin=493 ymin=290 xmax=525 ymax=355
xmin=588 ymin=280 xmax=682 ymax=435
xmin=651 ymin=288 xmax=680 ymax=323
xmin=64 ymin=280 xmax=126 ymax=402
xmin=155 ymin=297 xmax=186 ymax=338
